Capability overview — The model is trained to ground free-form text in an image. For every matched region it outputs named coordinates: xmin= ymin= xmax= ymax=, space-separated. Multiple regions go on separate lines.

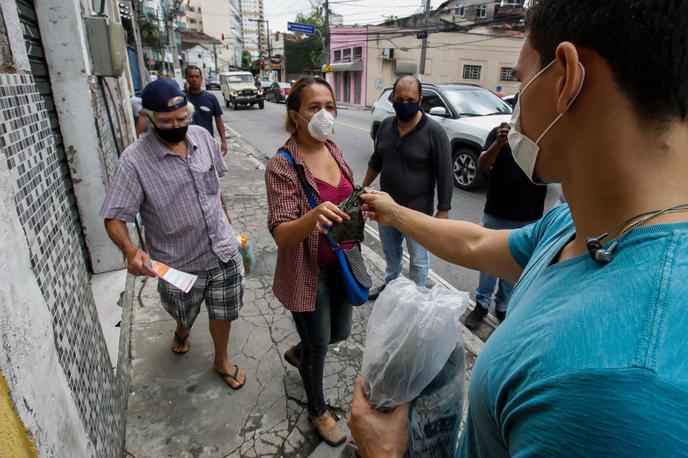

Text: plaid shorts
xmin=157 ymin=251 xmax=245 ymax=329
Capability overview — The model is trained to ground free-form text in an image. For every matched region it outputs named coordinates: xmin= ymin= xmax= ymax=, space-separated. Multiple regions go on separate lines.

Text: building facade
xmin=328 ymin=25 xmax=522 ymax=107
xmin=187 ymin=0 xmax=243 ymax=70
xmin=327 ymin=26 xmax=368 ymax=106
xmin=240 ymin=0 xmax=266 ymax=59
xmin=0 ymin=0 xmax=137 ymax=455
xmin=182 ymin=43 xmax=217 ymax=73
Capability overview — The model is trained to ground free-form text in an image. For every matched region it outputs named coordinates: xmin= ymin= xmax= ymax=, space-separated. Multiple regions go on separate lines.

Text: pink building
xmin=327 ymin=26 xmax=368 ymax=106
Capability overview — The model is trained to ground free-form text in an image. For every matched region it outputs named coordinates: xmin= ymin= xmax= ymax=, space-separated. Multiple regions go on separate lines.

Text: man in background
xmin=184 ymin=65 xmax=227 ymax=155
xmin=464 ymin=121 xmax=547 ymax=330
xmin=362 ymin=75 xmax=453 ymax=299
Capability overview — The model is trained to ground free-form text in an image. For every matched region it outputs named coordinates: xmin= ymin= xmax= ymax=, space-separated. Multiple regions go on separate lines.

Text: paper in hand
xmin=151 ymin=260 xmax=197 ymax=293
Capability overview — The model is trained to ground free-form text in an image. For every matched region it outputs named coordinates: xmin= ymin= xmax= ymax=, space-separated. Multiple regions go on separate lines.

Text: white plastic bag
xmin=360 ymin=277 xmax=469 ymax=457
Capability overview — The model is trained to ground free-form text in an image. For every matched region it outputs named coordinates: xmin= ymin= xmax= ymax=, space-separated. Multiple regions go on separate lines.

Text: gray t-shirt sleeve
xmin=100 ymin=156 xmax=143 ymax=222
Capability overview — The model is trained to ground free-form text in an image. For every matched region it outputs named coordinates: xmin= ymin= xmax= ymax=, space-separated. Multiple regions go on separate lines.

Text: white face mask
xmin=297 ymin=108 xmax=336 ymax=142
xmin=508 ymin=60 xmax=586 ymax=183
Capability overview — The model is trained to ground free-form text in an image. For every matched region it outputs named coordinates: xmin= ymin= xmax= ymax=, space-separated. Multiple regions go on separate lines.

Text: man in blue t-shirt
xmin=347 ymin=1 xmax=688 ymax=457
xmin=184 ymin=65 xmax=227 ymax=155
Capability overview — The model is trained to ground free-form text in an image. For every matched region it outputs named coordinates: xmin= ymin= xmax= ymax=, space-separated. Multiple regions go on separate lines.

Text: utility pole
xmin=213 ymin=42 xmax=218 ymax=74
xmin=165 ymin=0 xmax=183 ymax=80
xmin=249 ymin=18 xmax=271 ymax=77
xmin=418 ymin=0 xmax=431 ymax=81
xmin=323 ymin=0 xmax=330 ymax=64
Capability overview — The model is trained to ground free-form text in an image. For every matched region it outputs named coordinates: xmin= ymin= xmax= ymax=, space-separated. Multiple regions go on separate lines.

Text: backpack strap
xmin=276 ymin=149 xmax=340 ymax=249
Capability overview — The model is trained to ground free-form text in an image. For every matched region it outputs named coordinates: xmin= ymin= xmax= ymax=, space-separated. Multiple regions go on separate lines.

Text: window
xmin=333 ymin=50 xmax=341 ymax=62
xmin=455 ymin=4 xmax=465 ymax=16
xmin=198 ymin=53 xmax=202 ymax=58
xmin=476 ymin=4 xmax=487 ymax=18
xmin=421 ymin=90 xmax=448 ymax=115
xmin=188 ymin=6 xmax=194 ymax=11
xmin=189 ymin=18 xmax=196 ymax=23
xmin=342 ymin=48 xmax=351 ymax=62
xmin=353 ymin=46 xmax=362 ymax=60
xmin=463 ymin=64 xmax=482 ymax=80
xmin=499 ymin=67 xmax=518 ymax=81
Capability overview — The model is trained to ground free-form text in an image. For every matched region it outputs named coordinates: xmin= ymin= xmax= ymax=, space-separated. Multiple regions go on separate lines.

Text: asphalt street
xmin=215 ymin=92 xmax=560 ymax=298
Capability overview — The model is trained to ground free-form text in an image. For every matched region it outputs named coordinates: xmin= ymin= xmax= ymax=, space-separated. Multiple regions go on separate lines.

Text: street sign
xmin=288 ymin=22 xmax=316 ymax=35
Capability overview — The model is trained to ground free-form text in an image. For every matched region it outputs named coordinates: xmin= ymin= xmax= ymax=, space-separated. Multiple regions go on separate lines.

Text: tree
xmin=241 ymin=50 xmax=253 ymax=70
xmin=291 ymin=9 xmax=325 ymax=70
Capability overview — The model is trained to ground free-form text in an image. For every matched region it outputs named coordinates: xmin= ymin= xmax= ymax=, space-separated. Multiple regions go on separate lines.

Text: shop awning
xmin=322 ymin=61 xmax=363 ymax=72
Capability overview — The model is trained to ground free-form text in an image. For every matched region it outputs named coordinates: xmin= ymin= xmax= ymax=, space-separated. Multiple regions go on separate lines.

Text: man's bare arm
xmin=361 ymin=192 xmax=522 ymax=282
xmin=361 ymin=166 xmax=379 ymax=188
xmin=216 ymin=116 xmax=228 ymax=155
xmin=104 ymin=218 xmax=155 ymax=277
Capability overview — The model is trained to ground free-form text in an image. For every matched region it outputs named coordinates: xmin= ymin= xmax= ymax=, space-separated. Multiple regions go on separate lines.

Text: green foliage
xmin=241 ymin=50 xmax=253 ymax=70
xmin=287 ymin=9 xmax=324 ymax=72
xmin=285 ymin=36 xmax=323 ymax=73
xmin=295 ymin=9 xmax=325 ymax=36
xmin=140 ymin=13 xmax=162 ymax=51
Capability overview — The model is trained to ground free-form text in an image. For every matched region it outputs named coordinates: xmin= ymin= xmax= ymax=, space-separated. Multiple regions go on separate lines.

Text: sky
xmin=263 ymin=0 xmax=446 ymax=33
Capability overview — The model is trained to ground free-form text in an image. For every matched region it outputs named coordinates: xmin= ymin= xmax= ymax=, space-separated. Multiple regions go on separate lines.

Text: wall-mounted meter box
xmin=83 ymin=16 xmax=126 ymax=77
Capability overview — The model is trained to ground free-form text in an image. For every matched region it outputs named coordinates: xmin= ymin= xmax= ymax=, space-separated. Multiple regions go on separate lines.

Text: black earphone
xmin=585 ymin=236 xmax=618 ymax=264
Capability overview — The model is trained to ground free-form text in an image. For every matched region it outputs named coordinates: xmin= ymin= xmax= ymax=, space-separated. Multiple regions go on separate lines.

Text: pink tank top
xmin=315 ymin=172 xmax=355 ymax=267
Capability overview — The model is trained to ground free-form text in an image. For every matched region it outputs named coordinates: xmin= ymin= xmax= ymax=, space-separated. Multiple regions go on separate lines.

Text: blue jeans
xmin=291 ymin=267 xmax=353 ymax=416
xmin=475 ymin=213 xmax=537 ymax=312
xmin=379 ymin=224 xmax=429 ymax=287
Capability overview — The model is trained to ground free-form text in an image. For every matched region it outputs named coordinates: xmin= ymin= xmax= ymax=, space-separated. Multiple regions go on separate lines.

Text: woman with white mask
xmin=265 ymin=76 xmax=356 ymax=447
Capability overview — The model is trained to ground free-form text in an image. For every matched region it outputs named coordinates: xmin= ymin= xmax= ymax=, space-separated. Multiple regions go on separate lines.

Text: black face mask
xmin=154 ymin=125 xmax=188 ymax=144
xmin=393 ymin=101 xmax=421 ymax=122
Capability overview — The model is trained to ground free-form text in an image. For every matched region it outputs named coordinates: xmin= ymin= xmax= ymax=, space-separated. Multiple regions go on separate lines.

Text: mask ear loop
xmin=535 ymin=62 xmax=586 ymax=144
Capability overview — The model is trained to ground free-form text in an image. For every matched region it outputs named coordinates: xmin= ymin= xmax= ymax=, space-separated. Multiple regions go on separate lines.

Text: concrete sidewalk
xmin=123 ymin=132 xmax=479 ymax=457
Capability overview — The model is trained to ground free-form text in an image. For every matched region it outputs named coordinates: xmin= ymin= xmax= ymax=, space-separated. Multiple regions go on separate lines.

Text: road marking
xmin=337 ymin=121 xmax=369 ymax=133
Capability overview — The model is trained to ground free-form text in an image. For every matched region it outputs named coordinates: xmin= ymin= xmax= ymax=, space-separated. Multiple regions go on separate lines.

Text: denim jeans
xmin=475 ymin=213 xmax=537 ymax=312
xmin=379 ymin=224 xmax=429 ymax=287
xmin=291 ymin=267 xmax=353 ymax=416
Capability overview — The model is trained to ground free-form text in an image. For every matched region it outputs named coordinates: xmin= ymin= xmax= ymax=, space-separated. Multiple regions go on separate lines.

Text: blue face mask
xmin=393 ymin=101 xmax=421 ymax=122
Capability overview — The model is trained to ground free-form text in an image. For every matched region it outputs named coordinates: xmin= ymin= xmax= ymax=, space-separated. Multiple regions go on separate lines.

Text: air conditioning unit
xmin=383 ymin=48 xmax=395 ymax=60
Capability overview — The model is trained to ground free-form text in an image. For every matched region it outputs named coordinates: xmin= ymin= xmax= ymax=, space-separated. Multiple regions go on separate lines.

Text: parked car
xmin=370 ymin=83 xmax=512 ymax=191
xmin=266 ymin=82 xmax=292 ymax=103
xmin=256 ymin=79 xmax=272 ymax=89
xmin=502 ymin=93 xmax=517 ymax=107
xmin=219 ymin=71 xmax=265 ymax=110
xmin=205 ymin=74 xmax=220 ymax=90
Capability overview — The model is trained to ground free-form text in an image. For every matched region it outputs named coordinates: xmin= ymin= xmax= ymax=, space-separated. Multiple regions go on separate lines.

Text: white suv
xmin=370 ymin=83 xmax=512 ymax=190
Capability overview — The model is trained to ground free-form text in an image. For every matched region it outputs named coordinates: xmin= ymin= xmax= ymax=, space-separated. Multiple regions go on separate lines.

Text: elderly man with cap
xmin=100 ymin=78 xmax=246 ymax=390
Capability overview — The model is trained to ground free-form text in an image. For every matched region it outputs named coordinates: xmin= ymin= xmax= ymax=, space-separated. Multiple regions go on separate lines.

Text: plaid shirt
xmin=266 ymin=136 xmax=355 ymax=312
xmin=100 ymin=125 xmax=238 ymax=271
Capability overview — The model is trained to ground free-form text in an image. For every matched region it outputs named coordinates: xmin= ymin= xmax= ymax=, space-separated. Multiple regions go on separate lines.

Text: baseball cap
xmin=141 ymin=78 xmax=187 ymax=112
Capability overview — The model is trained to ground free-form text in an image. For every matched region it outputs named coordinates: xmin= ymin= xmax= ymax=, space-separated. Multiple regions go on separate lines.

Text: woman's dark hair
xmin=527 ymin=0 xmax=688 ymax=123
xmin=284 ymin=76 xmax=337 ymax=133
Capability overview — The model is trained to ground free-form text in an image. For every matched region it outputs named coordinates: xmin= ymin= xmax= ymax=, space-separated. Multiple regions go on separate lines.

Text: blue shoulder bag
xmin=277 ymin=150 xmax=371 ymax=306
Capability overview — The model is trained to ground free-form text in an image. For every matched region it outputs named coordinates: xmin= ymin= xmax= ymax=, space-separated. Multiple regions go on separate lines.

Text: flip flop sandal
xmin=310 ymin=412 xmax=347 ymax=447
xmin=171 ymin=332 xmax=190 ymax=354
xmin=284 ymin=346 xmax=301 ymax=370
xmin=214 ymin=365 xmax=246 ymax=390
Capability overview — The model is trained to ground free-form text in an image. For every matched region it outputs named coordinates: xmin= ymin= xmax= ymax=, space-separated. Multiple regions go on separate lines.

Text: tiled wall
xmin=0 ymin=73 xmax=126 ymax=457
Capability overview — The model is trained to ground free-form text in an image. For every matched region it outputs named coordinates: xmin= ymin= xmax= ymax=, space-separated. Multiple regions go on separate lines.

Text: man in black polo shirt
xmin=184 ymin=65 xmax=227 ymax=155
xmin=363 ymin=75 xmax=453 ymax=298
xmin=464 ymin=121 xmax=547 ymax=330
